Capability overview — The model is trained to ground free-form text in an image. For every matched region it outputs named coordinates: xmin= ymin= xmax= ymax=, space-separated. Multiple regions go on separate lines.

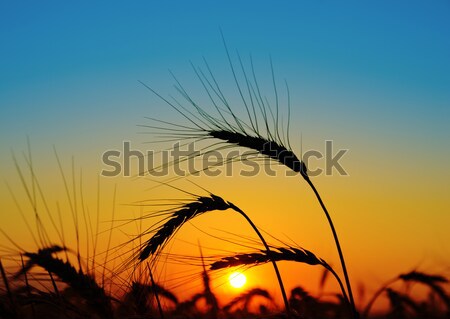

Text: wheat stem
xmin=148 ymin=263 xmax=164 ymax=319
xmin=362 ymin=277 xmax=397 ymax=319
xmin=304 ymin=176 xmax=358 ymax=318
xmin=0 ymin=259 xmax=17 ymax=318
xmin=228 ymin=203 xmax=291 ymax=318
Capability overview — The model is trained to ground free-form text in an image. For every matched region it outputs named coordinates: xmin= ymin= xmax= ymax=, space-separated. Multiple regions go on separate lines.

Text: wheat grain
xmin=139 ymin=194 xmax=230 ymax=261
xmin=209 ymin=130 xmax=307 ymax=177
xmin=210 ymin=245 xmax=350 ymax=310
xmin=210 ymin=246 xmax=325 ymax=270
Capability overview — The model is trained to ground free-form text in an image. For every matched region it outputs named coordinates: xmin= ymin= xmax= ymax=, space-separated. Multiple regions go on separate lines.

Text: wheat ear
xmin=210 ymin=245 xmax=349 ymax=307
xmin=16 ymin=246 xmax=112 ymax=318
xmin=223 ymin=288 xmax=272 ymax=312
xmin=138 ymin=194 xmax=230 ymax=261
xmin=363 ymin=270 xmax=449 ymax=318
xmin=137 ymin=194 xmax=291 ymax=316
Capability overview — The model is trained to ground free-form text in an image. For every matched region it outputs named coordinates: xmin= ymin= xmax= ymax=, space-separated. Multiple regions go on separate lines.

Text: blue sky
xmin=1 ymin=1 xmax=449 ymax=146
xmin=1 ymin=1 xmax=449 ymax=178
xmin=0 ymin=0 xmax=448 ymax=180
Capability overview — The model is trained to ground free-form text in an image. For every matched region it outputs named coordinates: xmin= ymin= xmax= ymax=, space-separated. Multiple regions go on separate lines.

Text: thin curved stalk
xmin=148 ymin=263 xmax=165 ymax=319
xmin=362 ymin=277 xmax=398 ymax=319
xmin=0 ymin=259 xmax=17 ymax=318
xmin=325 ymin=264 xmax=350 ymax=308
xmin=229 ymin=203 xmax=291 ymax=318
xmin=304 ymin=177 xmax=358 ymax=319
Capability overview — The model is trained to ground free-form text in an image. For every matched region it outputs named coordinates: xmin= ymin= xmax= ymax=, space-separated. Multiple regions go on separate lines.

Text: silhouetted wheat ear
xmin=175 ymin=292 xmax=204 ymax=312
xmin=140 ymin=55 xmax=309 ymax=180
xmin=386 ymin=288 xmax=421 ymax=316
xmin=209 ymin=130 xmax=308 ymax=178
xmin=139 ymin=194 xmax=231 ymax=261
xmin=399 ymin=271 xmax=450 ymax=308
xmin=130 ymin=281 xmax=178 ymax=304
xmin=17 ymin=246 xmax=112 ymax=317
xmin=201 ymin=265 xmax=219 ymax=317
xmin=289 ymin=286 xmax=318 ymax=304
xmin=224 ymin=288 xmax=272 ymax=312
xmin=399 ymin=270 xmax=448 ymax=284
xmin=210 ymin=246 xmax=325 ymax=270
xmin=210 ymin=245 xmax=351 ymax=311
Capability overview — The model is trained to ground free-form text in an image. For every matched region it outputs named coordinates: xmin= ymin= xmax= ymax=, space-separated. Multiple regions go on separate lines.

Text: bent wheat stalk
xmin=142 ymin=49 xmax=357 ymax=318
xmin=202 ymin=130 xmax=356 ymax=317
xmin=137 ymin=194 xmax=291 ymax=316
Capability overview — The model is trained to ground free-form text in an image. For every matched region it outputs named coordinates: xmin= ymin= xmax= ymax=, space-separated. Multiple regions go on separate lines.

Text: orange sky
xmin=1 ymin=139 xmax=449 ymax=313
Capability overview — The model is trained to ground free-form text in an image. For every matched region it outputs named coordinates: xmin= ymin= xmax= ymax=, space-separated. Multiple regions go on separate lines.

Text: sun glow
xmin=229 ymin=271 xmax=247 ymax=289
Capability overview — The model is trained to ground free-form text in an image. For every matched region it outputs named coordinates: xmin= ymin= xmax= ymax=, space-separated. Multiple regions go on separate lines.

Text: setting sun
xmin=229 ymin=271 xmax=247 ymax=289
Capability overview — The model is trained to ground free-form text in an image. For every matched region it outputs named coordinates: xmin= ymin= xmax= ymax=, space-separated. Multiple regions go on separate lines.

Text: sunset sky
xmin=1 ymin=1 xmax=449 ymax=312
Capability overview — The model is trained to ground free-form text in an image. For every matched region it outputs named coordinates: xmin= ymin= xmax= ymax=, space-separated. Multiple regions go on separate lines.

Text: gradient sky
xmin=1 ymin=0 xmax=449 ymax=311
